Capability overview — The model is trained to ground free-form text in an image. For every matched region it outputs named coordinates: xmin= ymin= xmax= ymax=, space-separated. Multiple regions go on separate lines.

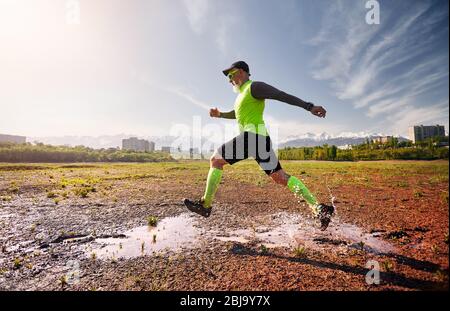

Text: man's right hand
xmin=209 ymin=107 xmax=220 ymax=118
xmin=310 ymin=106 xmax=326 ymax=118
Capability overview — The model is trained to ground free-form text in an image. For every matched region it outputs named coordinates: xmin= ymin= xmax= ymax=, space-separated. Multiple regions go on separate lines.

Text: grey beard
xmin=232 ymin=84 xmax=240 ymax=93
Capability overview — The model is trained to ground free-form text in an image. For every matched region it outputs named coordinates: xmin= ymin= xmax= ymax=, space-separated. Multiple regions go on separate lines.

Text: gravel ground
xmin=0 ymin=161 xmax=448 ymax=290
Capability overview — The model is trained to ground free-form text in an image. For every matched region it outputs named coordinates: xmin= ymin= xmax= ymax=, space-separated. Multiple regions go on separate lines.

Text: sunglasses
xmin=227 ymin=69 xmax=239 ymax=80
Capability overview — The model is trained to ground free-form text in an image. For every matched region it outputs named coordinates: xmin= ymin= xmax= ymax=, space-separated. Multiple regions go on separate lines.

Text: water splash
xmin=213 ymin=212 xmax=395 ymax=254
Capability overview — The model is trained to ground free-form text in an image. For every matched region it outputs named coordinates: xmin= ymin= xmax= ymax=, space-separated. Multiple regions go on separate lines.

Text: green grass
xmin=8 ymin=182 xmax=19 ymax=194
xmin=13 ymin=258 xmax=22 ymax=269
xmin=147 ymin=216 xmax=158 ymax=227
xmin=293 ymin=246 xmax=307 ymax=258
xmin=0 ymin=195 xmax=12 ymax=202
xmin=441 ymin=192 xmax=449 ymax=204
xmin=381 ymin=260 xmax=394 ymax=272
xmin=414 ymin=190 xmax=424 ymax=198
xmin=259 ymin=244 xmax=268 ymax=254
xmin=0 ymin=160 xmax=447 ymax=207
xmin=46 ymin=191 xmax=57 ymax=198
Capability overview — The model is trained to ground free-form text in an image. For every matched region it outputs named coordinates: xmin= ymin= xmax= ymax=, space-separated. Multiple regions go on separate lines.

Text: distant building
xmin=148 ymin=141 xmax=155 ymax=152
xmin=189 ymin=147 xmax=200 ymax=159
xmin=436 ymin=141 xmax=449 ymax=147
xmin=122 ymin=137 xmax=152 ymax=152
xmin=372 ymin=136 xmax=393 ymax=144
xmin=408 ymin=125 xmax=446 ymax=143
xmin=161 ymin=146 xmax=172 ymax=153
xmin=0 ymin=134 xmax=26 ymax=144
xmin=337 ymin=144 xmax=352 ymax=150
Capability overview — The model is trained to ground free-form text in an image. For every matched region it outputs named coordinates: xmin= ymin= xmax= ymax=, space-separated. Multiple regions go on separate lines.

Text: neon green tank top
xmin=234 ymin=80 xmax=268 ymax=136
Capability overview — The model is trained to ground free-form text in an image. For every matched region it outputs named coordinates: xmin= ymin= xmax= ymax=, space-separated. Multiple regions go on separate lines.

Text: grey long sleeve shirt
xmin=219 ymin=81 xmax=314 ymax=119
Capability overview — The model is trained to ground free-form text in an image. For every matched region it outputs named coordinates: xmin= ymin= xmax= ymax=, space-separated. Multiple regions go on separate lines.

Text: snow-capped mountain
xmin=278 ymin=132 xmax=409 ymax=148
xmin=29 ymin=134 xmax=218 ymax=151
xmin=29 ymin=131 xmax=410 ymax=150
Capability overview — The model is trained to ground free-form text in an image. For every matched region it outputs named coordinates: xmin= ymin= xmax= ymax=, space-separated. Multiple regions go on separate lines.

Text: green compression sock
xmin=201 ymin=167 xmax=223 ymax=208
xmin=287 ymin=176 xmax=319 ymax=214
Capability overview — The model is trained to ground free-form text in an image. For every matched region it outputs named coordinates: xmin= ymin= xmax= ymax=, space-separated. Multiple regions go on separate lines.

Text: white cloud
xmin=264 ymin=115 xmax=347 ymax=142
xmin=384 ymin=100 xmax=449 ymax=137
xmin=181 ymin=1 xmax=239 ymax=56
xmin=308 ymin=1 xmax=448 ymax=134
xmin=215 ymin=15 xmax=238 ymax=56
xmin=166 ymin=87 xmax=210 ymax=110
xmin=181 ymin=0 xmax=209 ymax=35
xmin=133 ymin=69 xmax=210 ymax=110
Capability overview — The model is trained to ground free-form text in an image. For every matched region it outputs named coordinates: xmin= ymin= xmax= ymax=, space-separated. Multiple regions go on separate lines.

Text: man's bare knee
xmin=270 ymin=170 xmax=289 ymax=186
xmin=210 ymin=154 xmax=227 ymax=169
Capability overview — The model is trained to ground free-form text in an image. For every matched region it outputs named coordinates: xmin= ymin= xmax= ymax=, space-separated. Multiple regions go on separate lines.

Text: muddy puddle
xmin=85 ymin=212 xmax=396 ymax=261
xmin=213 ymin=212 xmax=396 ymax=254
xmin=84 ymin=214 xmax=205 ymax=260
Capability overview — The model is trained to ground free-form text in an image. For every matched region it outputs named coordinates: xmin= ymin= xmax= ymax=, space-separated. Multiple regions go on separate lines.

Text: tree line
xmin=0 ymin=143 xmax=173 ymax=163
xmin=278 ymin=137 xmax=449 ymax=161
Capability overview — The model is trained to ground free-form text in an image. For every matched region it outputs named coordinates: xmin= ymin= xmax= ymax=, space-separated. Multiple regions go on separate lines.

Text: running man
xmin=183 ymin=61 xmax=335 ymax=230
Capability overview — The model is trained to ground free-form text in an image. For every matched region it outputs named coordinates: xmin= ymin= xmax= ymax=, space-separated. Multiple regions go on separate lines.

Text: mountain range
xmin=29 ymin=132 xmax=410 ymax=150
xmin=278 ymin=132 xmax=409 ymax=148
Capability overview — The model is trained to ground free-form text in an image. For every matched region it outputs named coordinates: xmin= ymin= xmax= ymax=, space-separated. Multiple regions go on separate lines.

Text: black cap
xmin=222 ymin=61 xmax=250 ymax=76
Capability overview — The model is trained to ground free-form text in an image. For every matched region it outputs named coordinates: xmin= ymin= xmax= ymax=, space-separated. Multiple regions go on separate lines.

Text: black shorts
xmin=217 ymin=131 xmax=282 ymax=175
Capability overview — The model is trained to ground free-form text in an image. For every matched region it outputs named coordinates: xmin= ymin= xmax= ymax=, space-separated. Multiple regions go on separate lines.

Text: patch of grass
xmin=46 ymin=191 xmax=57 ymax=198
xmin=259 ymin=244 xmax=268 ymax=254
xmin=147 ymin=216 xmax=158 ymax=227
xmin=293 ymin=246 xmax=306 ymax=258
xmin=381 ymin=260 xmax=394 ymax=272
xmin=429 ymin=175 xmax=449 ymax=184
xmin=431 ymin=244 xmax=439 ymax=254
xmin=348 ymin=249 xmax=359 ymax=256
xmin=387 ymin=230 xmax=409 ymax=240
xmin=59 ymin=275 xmax=68 ymax=287
xmin=440 ymin=192 xmax=449 ymax=204
xmin=13 ymin=258 xmax=22 ymax=269
xmin=73 ymin=186 xmax=96 ymax=198
xmin=434 ymin=269 xmax=448 ymax=282
xmin=396 ymin=181 xmax=409 ymax=188
xmin=413 ymin=190 xmax=424 ymax=198
xmin=8 ymin=182 xmax=19 ymax=194
xmin=357 ymin=241 xmax=365 ymax=250
xmin=0 ymin=195 xmax=12 ymax=202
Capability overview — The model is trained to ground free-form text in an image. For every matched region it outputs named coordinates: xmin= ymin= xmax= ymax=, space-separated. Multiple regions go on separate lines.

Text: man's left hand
xmin=310 ymin=106 xmax=326 ymax=118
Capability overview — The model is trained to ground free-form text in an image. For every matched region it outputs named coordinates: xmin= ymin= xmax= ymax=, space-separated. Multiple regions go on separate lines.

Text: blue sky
xmin=0 ymin=0 xmax=448 ymax=140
